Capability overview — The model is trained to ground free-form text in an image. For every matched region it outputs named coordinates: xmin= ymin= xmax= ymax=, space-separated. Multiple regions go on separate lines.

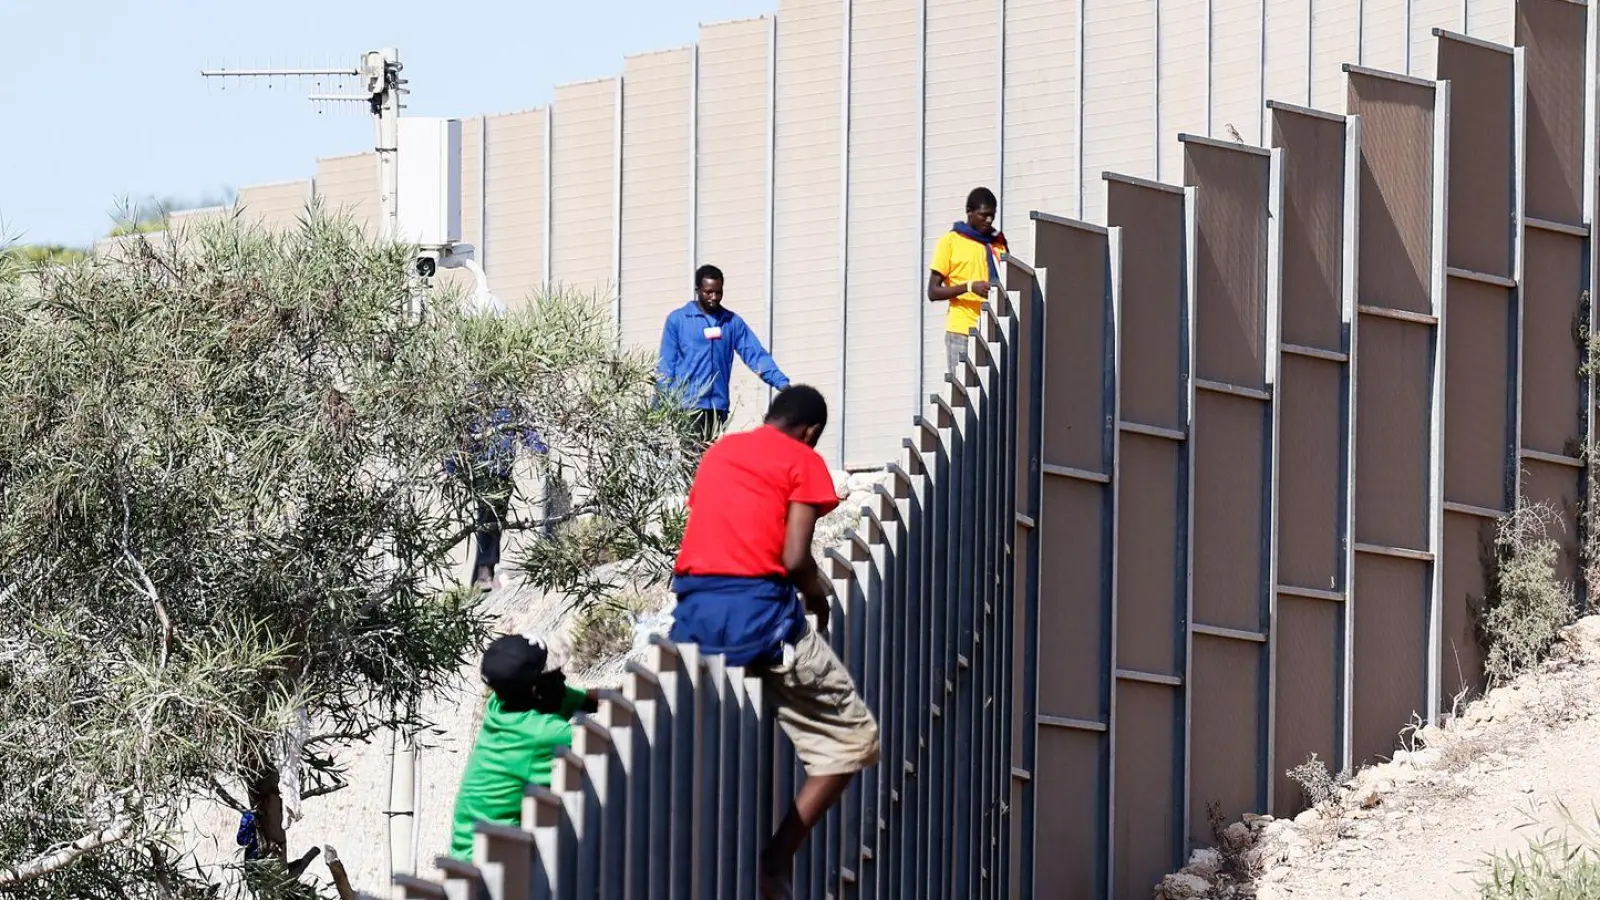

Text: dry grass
xmin=568 ymin=591 xmax=657 ymax=672
xmin=1478 ymin=802 xmax=1600 ymax=899
xmin=1287 ymin=753 xmax=1343 ymax=810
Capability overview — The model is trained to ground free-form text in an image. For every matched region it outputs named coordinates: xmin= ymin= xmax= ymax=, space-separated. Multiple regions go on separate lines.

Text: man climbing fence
xmin=668 ymin=384 xmax=880 ymax=900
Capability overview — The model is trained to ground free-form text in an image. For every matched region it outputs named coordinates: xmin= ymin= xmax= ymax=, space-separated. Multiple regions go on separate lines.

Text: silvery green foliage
xmin=0 ymin=209 xmax=694 ymax=897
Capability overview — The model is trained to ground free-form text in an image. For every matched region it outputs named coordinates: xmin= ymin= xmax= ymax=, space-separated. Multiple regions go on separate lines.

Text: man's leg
xmin=759 ymin=629 xmax=881 ymax=898
xmin=472 ymin=475 xmax=511 ymax=589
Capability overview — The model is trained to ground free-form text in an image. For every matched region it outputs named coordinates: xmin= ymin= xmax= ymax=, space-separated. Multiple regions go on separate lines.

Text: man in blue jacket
xmin=657 ymin=264 xmax=791 ymax=458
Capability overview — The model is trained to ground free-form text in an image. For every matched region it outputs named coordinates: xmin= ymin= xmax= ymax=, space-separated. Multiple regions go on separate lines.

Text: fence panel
xmin=1182 ymin=135 xmax=1279 ymax=837
xmin=1104 ymin=174 xmax=1192 ymax=899
xmin=1266 ymin=100 xmax=1359 ymax=811
xmin=1346 ymin=66 xmax=1447 ymax=767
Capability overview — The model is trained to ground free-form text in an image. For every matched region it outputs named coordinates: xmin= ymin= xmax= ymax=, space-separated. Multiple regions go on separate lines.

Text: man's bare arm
xmin=783 ymin=501 xmax=834 ymax=629
xmin=927 ymin=271 xmax=992 ymax=303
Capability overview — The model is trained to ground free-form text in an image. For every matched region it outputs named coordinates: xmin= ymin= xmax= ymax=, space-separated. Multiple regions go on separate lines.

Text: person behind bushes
xmin=447 ymin=632 xmax=599 ymax=859
xmin=668 ymin=384 xmax=880 ymax=900
xmin=927 ymin=186 xmax=1009 ymax=377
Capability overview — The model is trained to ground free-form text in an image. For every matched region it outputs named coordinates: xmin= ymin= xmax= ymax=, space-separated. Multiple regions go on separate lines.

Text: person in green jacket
xmin=448 ymin=632 xmax=600 ymax=859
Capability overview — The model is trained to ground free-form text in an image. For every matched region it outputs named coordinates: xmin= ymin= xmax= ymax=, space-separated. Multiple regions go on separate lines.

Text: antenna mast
xmin=201 ymin=49 xmax=407 ymax=241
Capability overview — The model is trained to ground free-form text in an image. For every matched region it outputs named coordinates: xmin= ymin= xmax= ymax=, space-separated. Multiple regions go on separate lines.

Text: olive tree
xmin=0 ymin=210 xmax=693 ymax=897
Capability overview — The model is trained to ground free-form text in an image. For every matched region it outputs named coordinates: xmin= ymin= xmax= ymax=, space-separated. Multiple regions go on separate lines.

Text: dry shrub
xmin=569 ymin=592 xmax=657 ymax=672
xmin=1287 ymin=752 xmax=1344 ymax=810
xmin=1483 ymin=503 xmax=1575 ymax=684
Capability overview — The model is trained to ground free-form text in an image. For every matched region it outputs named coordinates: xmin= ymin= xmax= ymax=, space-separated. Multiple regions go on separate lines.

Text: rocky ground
xmin=1156 ymin=616 xmax=1600 ymax=900
xmin=178 ymin=469 xmax=892 ymax=895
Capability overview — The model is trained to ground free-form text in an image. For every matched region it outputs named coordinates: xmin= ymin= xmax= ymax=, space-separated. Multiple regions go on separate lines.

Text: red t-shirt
xmin=675 ymin=425 xmax=841 ymax=578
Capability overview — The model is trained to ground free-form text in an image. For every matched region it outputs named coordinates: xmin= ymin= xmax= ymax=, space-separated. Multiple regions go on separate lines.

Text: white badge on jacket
xmin=703 ymin=326 xmax=723 ymax=340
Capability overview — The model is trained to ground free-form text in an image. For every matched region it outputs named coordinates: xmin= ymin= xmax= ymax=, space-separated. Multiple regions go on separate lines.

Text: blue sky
xmin=0 ymin=0 xmax=775 ymax=247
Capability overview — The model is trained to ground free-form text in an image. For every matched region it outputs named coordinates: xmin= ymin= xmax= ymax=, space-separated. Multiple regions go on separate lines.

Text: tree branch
xmin=118 ymin=485 xmax=172 ymax=667
xmin=0 ymin=818 xmax=133 ymax=887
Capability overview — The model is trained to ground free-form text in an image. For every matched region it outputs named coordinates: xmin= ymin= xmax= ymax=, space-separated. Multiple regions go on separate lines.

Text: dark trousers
xmin=473 ymin=475 xmax=513 ymax=572
xmin=688 ymin=408 xmax=729 ymax=461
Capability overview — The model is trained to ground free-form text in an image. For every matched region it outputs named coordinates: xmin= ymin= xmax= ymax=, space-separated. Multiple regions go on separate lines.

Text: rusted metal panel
xmin=1186 ymin=143 xmax=1271 ymax=390
xmin=1192 ymin=393 xmax=1270 ymax=632
xmin=1275 ymin=355 xmax=1345 ymax=590
xmin=1114 ymin=434 xmax=1182 ymax=675
xmin=1438 ymin=36 xmax=1515 ymax=278
xmin=1442 ymin=514 xmax=1493 ymax=700
xmin=1036 ymin=730 xmax=1103 ymax=900
xmin=1034 ymin=218 xmax=1111 ymax=471
xmin=1353 ymin=318 xmax=1434 ymax=550
xmin=1351 ymin=555 xmax=1432 ymax=766
xmin=1348 ymin=73 xmax=1436 ymax=316
xmin=1188 ymin=636 xmax=1265 ymax=845
xmin=1517 ymin=0 xmax=1587 ymax=227
xmin=1520 ymin=231 xmax=1585 ymax=457
xmin=1111 ymin=682 xmax=1181 ymax=897
xmin=1272 ymin=109 xmax=1347 ymax=352
xmin=1037 ymin=479 xmax=1108 ymax=724
xmin=1108 ymin=179 xmax=1187 ymax=430
xmin=1271 ymin=596 xmax=1341 ymax=815
xmin=1443 ymin=279 xmax=1514 ymax=512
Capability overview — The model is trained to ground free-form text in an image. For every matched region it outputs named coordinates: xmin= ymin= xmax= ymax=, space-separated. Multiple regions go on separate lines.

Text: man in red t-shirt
xmin=670 ymin=385 xmax=880 ymax=900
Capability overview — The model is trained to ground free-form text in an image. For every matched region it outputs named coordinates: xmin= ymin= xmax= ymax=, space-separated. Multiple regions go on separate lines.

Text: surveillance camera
xmin=414 ymin=253 xmax=438 ymax=279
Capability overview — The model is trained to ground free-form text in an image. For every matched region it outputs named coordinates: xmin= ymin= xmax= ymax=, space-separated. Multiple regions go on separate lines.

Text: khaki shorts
xmin=761 ymin=627 xmax=881 ymax=777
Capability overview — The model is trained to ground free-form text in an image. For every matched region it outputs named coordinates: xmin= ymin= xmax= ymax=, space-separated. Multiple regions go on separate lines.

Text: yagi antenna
xmin=201 ymin=48 xmax=407 ymax=241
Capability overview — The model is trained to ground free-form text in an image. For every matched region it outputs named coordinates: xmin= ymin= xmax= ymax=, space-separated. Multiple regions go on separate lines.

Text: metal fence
xmin=375 ymin=1 xmax=1596 ymax=898
xmin=384 ymin=285 xmax=1033 ymax=900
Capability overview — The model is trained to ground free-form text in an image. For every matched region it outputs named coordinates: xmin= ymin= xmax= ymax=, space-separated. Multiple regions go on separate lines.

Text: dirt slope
xmin=1158 ymin=616 xmax=1600 ymax=900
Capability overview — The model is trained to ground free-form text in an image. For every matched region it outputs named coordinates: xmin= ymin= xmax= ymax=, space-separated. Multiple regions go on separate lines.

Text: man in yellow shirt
xmin=927 ymin=186 xmax=1008 ymax=377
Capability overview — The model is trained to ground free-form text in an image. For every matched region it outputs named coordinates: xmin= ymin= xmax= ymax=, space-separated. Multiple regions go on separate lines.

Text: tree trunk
xmin=247 ymin=771 xmax=288 ymax=863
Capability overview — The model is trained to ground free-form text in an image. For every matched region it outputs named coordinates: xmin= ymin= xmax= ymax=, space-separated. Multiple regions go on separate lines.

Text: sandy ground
xmin=177 ymin=470 xmax=890 ymax=896
xmin=1159 ymin=616 xmax=1600 ymax=900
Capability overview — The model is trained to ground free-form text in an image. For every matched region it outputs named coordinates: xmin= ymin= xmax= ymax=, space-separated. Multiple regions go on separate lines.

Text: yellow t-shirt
xmin=929 ymin=230 xmax=1008 ymax=335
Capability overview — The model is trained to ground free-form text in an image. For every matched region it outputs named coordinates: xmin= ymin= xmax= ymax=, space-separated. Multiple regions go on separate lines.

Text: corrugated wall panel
xmin=1002 ymin=0 xmax=1077 ymax=263
xmin=1467 ymin=0 xmax=1516 ymax=45
xmin=550 ymin=79 xmax=618 ymax=299
xmin=1312 ymin=0 xmax=1362 ymax=111
xmin=237 ymin=180 xmax=311 ymax=232
xmin=844 ymin=0 xmax=919 ymax=468
xmin=1264 ymin=0 xmax=1313 ymax=110
xmin=1082 ymin=0 xmax=1158 ymax=222
xmin=313 ymin=152 xmax=377 ymax=235
xmin=620 ymin=48 xmax=694 ymax=351
xmin=923 ymin=0 xmax=1000 ymax=398
xmin=1410 ymin=0 xmax=1464 ymax=78
xmin=1160 ymin=0 xmax=1211 ymax=184
xmin=773 ymin=0 xmax=844 ymax=464
xmin=697 ymin=18 xmax=773 ymax=431
xmin=483 ymin=109 xmax=547 ymax=309
xmin=1360 ymin=0 xmax=1409 ymax=74
xmin=1211 ymin=0 xmax=1265 ymax=144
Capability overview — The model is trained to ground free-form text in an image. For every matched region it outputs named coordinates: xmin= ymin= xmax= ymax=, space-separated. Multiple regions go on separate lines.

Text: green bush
xmin=1482 ymin=504 xmax=1575 ymax=684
